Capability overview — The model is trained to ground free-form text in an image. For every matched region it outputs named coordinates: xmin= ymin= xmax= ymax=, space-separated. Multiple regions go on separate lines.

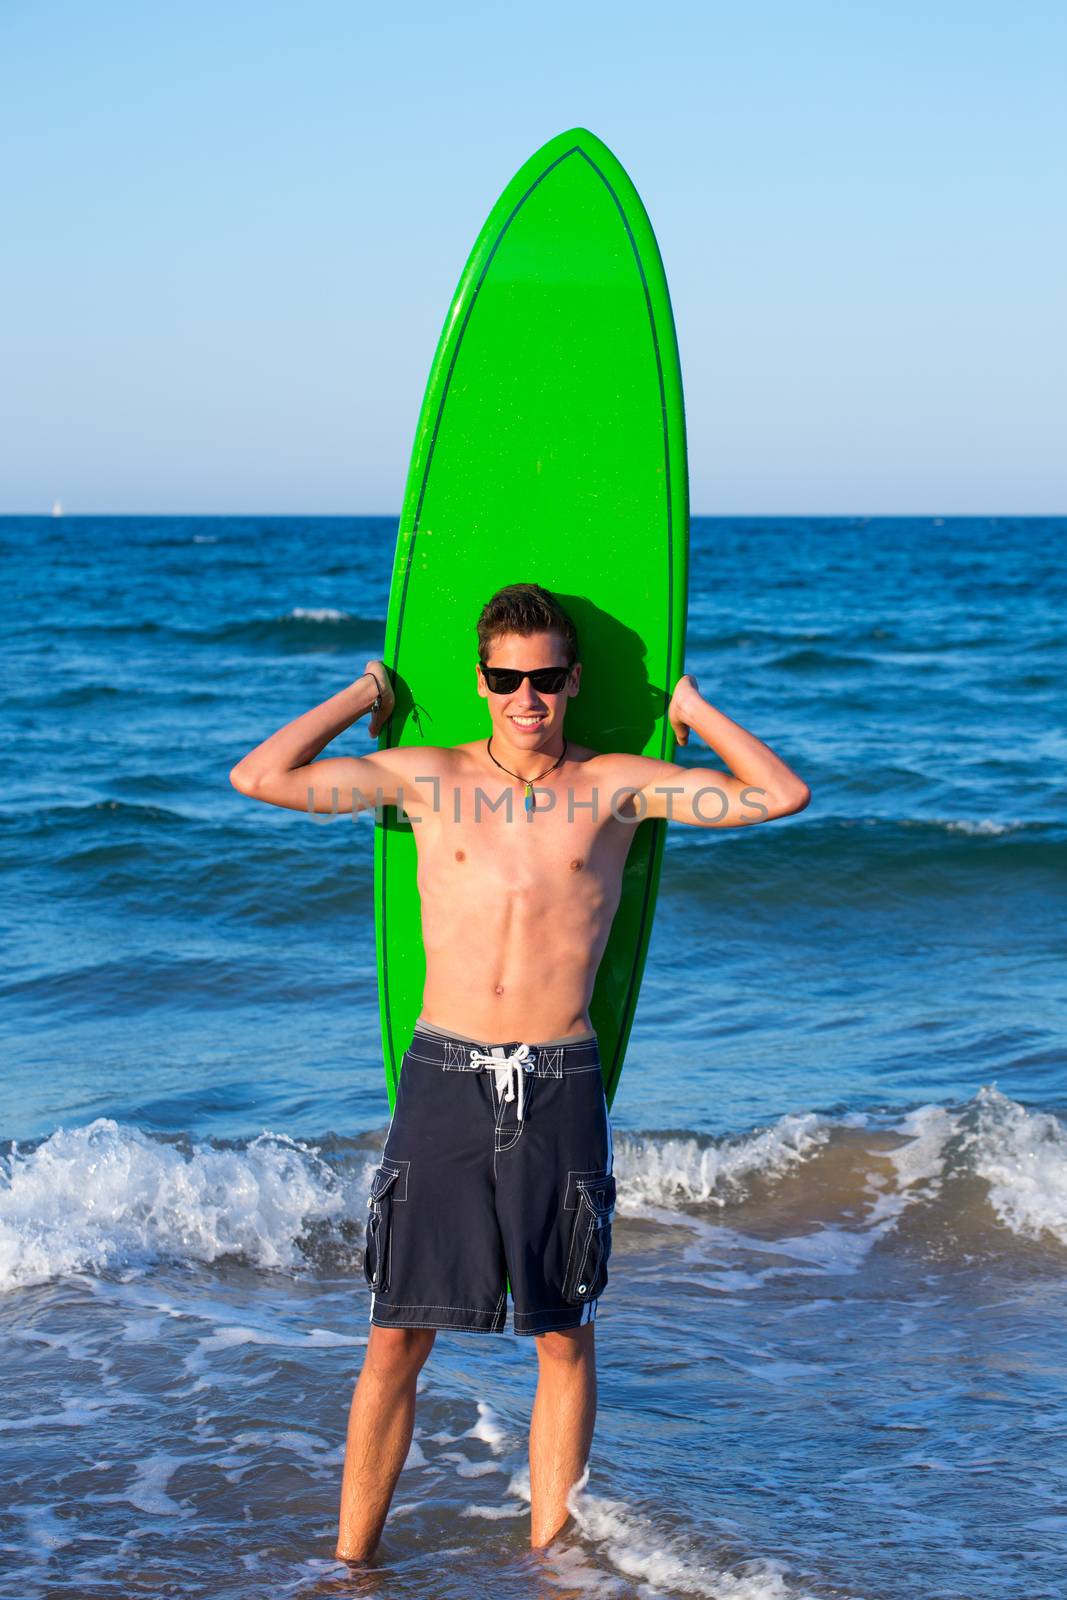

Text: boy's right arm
xmin=228 ymin=663 xmax=438 ymax=814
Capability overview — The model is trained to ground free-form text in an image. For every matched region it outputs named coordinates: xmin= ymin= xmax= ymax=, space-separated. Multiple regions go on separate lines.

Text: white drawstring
xmin=468 ymin=1043 xmax=535 ymax=1121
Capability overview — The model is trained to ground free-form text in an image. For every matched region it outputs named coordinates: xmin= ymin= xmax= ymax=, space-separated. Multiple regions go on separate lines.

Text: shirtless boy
xmin=229 ymin=582 xmax=810 ymax=1562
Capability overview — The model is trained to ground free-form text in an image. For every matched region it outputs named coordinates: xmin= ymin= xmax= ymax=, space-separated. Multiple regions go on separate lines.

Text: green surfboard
xmin=374 ymin=126 xmax=689 ymax=1113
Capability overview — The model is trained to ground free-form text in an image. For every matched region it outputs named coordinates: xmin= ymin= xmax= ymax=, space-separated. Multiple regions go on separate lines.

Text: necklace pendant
xmin=524 ymin=782 xmax=534 ymax=815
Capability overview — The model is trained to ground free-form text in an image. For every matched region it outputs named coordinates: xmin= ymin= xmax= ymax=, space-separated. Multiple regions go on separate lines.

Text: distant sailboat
xmin=51 ymin=500 xmax=63 ymax=518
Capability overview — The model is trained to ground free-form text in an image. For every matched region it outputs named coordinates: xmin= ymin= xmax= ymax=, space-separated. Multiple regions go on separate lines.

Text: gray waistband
xmin=414 ymin=1016 xmax=597 ymax=1049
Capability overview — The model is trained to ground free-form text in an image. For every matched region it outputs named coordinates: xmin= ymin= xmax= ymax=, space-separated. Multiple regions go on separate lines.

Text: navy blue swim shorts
xmin=363 ymin=1020 xmax=617 ymax=1335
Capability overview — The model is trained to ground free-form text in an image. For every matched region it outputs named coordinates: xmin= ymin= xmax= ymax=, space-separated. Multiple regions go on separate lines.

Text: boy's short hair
xmin=476 ymin=583 xmax=579 ymax=665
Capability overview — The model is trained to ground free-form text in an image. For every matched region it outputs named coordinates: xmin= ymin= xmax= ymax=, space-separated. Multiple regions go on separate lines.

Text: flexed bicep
xmin=632 ymin=758 xmax=771 ymax=828
xmin=231 ymin=744 xmax=445 ymax=817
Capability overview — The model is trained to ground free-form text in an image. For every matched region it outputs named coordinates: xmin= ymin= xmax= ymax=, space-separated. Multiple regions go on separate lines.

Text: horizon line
xmin=1 ymin=510 xmax=1062 ymax=521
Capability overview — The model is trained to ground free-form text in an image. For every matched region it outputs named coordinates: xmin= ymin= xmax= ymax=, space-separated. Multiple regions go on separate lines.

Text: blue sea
xmin=1 ymin=514 xmax=1065 ymax=1600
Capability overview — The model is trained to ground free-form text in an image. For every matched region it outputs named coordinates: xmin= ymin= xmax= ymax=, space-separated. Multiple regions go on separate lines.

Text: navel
xmin=570 ymin=857 xmax=584 ymax=872
xmin=494 ymin=984 xmax=505 ymax=996
xmin=455 ymin=849 xmax=466 ymax=862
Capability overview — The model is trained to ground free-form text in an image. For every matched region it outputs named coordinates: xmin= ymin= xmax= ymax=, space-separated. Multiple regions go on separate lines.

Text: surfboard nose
xmin=528 ymin=125 xmax=617 ymax=165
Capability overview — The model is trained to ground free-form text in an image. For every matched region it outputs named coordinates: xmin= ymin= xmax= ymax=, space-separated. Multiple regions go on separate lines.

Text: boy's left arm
xmin=613 ymin=675 xmax=811 ymax=828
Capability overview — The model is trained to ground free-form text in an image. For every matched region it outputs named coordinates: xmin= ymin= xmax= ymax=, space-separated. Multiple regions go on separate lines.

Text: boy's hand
xmin=363 ymin=659 xmax=395 ymax=738
xmin=668 ymin=674 xmax=703 ymax=746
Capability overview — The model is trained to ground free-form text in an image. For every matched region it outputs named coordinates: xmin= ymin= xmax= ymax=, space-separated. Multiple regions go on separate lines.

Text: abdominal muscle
xmin=419 ymin=904 xmax=608 ymax=1042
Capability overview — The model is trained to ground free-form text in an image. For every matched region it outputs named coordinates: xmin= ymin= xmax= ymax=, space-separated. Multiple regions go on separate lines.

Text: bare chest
xmin=407 ymin=774 xmax=629 ymax=896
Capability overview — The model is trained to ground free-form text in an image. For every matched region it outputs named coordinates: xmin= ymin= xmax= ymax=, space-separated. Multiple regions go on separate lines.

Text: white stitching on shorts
xmin=404 ymin=1043 xmax=460 ymax=1068
xmin=495 ymin=1071 xmax=532 ymax=1153
xmin=492 ymin=1078 xmax=509 ymax=1179
xmin=514 ymin=1300 xmax=599 ymax=1331
xmin=371 ymin=1317 xmax=507 ymax=1332
xmin=518 ymin=1304 xmax=598 ymax=1316
xmin=564 ymin=1167 xmax=610 ymax=1210
xmin=375 ymin=1156 xmax=410 ymax=1203
xmin=371 ymin=1300 xmax=506 ymax=1315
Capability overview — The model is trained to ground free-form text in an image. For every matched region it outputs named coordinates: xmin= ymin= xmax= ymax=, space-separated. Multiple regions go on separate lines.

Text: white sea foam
xmin=402 ymin=1435 xmax=428 ymax=1470
xmin=940 ymin=817 xmax=1021 ymax=835
xmin=963 ymin=1085 xmax=1067 ymax=1244
xmin=455 ymin=1463 xmax=532 ymax=1519
xmin=860 ymin=1088 xmax=1067 ymax=1247
xmin=189 ymin=1324 xmax=362 ymax=1357
xmin=439 ymin=1450 xmax=503 ymax=1477
xmin=539 ymin=1543 xmax=631 ymax=1596
xmin=888 ymin=815 xmax=1028 ymax=836
xmin=612 ymin=1112 xmax=833 ymax=1214
xmin=616 ymin=1093 xmax=1067 ymax=1251
xmin=459 ymin=1502 xmax=526 ymax=1519
xmin=564 ymin=1468 xmax=810 ymax=1598
xmin=7 ymin=1501 xmax=76 ymax=1555
xmin=287 ymin=606 xmax=351 ymax=622
xmin=0 ymin=1395 xmax=124 ymax=1433
xmin=859 ymin=1102 xmax=956 ymax=1233
xmin=3 ymin=1093 xmax=1064 ymax=1296
xmin=230 ymin=1429 xmax=339 ymax=1466
xmin=124 ymin=1453 xmax=189 ymax=1516
xmin=456 ymin=1459 xmax=502 ymax=1478
xmin=463 ymin=1398 xmax=509 ymax=1453
xmin=91 ymin=1451 xmax=192 ymax=1517
xmin=0 ymin=1118 xmax=347 ymax=1291
xmin=916 ymin=1095 xmax=1059 ymax=1243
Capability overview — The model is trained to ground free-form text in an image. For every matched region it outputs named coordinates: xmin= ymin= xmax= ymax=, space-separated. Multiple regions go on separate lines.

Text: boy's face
xmin=476 ymin=629 xmax=581 ymax=748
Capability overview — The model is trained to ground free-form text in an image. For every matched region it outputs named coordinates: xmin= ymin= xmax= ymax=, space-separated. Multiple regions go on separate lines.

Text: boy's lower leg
xmin=335 ymin=1324 xmax=436 ymax=1563
xmin=528 ymin=1323 xmax=598 ymax=1547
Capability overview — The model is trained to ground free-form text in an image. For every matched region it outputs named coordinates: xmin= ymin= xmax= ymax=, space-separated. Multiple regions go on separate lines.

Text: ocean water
xmin=1 ymin=514 xmax=1065 ymax=1600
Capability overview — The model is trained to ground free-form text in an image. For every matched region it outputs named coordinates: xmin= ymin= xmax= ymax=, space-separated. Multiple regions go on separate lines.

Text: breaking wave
xmin=3 ymin=1087 xmax=1065 ymax=1293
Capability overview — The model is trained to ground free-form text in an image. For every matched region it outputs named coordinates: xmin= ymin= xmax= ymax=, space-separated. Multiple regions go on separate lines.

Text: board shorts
xmin=363 ymin=1019 xmax=617 ymax=1335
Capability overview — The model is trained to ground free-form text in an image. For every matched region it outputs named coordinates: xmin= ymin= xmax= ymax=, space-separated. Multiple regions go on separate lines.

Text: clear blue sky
xmin=1 ymin=1 xmax=1064 ymax=514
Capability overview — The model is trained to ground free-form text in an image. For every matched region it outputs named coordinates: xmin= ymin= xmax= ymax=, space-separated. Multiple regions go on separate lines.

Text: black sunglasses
xmin=479 ymin=662 xmax=574 ymax=694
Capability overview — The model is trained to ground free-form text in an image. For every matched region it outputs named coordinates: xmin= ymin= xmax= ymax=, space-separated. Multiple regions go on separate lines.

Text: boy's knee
xmin=534 ymin=1325 xmax=595 ymax=1366
xmin=365 ymin=1324 xmax=436 ymax=1378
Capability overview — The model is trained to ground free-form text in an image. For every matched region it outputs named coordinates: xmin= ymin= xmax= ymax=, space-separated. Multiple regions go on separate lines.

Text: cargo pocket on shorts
xmin=562 ymin=1172 xmax=616 ymax=1304
xmin=363 ymin=1162 xmax=401 ymax=1294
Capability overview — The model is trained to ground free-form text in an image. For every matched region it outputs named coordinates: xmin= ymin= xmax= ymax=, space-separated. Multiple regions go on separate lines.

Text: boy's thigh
xmin=364 ymin=1057 xmax=508 ymax=1333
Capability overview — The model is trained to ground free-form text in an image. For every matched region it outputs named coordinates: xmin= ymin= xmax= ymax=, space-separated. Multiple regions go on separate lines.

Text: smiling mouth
xmin=509 ymin=713 xmax=547 ymax=728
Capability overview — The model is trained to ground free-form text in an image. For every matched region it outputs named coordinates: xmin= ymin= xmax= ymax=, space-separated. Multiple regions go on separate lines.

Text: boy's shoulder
xmin=373 ymin=742 xmax=461 ymax=777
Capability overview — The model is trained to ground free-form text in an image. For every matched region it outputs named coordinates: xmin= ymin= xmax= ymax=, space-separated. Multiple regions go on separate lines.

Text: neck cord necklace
xmin=486 ymin=736 xmax=568 ymax=815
